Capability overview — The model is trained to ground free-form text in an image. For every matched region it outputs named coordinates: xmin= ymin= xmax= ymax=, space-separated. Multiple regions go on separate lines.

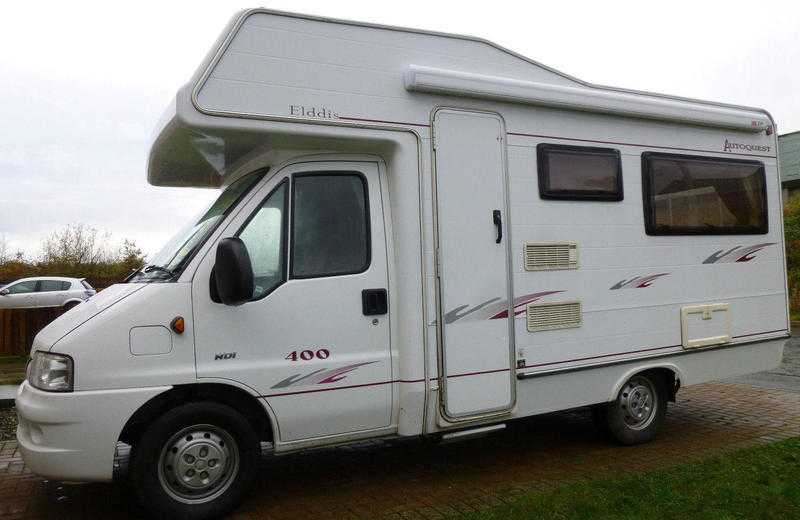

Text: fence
xmin=0 ymin=308 xmax=66 ymax=357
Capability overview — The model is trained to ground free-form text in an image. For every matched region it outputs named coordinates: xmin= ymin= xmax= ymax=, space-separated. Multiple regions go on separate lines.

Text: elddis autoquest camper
xmin=16 ymin=9 xmax=789 ymax=519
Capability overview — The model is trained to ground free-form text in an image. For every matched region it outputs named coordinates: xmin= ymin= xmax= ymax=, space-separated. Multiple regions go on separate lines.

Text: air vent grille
xmin=526 ymin=301 xmax=582 ymax=332
xmin=524 ymin=242 xmax=578 ymax=271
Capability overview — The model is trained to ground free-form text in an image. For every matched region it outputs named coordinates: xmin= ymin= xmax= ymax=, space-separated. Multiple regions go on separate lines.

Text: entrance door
xmin=193 ymin=161 xmax=392 ymax=442
xmin=433 ymin=108 xmax=515 ymax=421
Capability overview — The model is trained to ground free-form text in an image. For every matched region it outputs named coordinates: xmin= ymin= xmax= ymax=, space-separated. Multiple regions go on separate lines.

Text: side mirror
xmin=0 ymin=289 xmax=8 ymax=296
xmin=214 ymin=237 xmax=254 ymax=306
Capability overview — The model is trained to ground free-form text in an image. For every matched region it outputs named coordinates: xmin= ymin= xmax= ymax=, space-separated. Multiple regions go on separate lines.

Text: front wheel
xmin=130 ymin=401 xmax=260 ymax=520
xmin=593 ymin=372 xmax=667 ymax=445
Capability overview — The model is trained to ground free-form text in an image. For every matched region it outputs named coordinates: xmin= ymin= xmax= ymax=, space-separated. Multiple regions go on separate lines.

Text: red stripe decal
xmin=260 ymin=330 xmax=787 ymax=398
xmin=445 ymin=367 xmax=510 ymax=379
xmin=338 ymin=116 xmax=431 ymax=128
xmin=507 ymin=132 xmax=776 ymax=158
xmin=517 ymin=329 xmax=788 ymax=372
xmin=519 ymin=344 xmax=679 ymax=370
xmin=334 ymin=119 xmax=775 ymax=158
xmin=730 ymin=329 xmax=788 ymax=339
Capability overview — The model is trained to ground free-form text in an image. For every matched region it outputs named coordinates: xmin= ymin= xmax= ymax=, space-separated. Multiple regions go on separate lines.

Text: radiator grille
xmin=526 ymin=301 xmax=582 ymax=332
xmin=523 ymin=242 xmax=578 ymax=271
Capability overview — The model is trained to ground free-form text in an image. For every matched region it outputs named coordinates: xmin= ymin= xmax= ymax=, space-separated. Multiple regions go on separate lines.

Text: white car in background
xmin=0 ymin=277 xmax=96 ymax=310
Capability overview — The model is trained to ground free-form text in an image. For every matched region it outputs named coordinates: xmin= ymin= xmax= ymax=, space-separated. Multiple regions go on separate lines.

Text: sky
xmin=1 ymin=0 xmax=799 ymax=259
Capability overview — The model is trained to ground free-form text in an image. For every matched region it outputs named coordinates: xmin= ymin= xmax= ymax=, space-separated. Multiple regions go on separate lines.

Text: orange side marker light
xmin=170 ymin=316 xmax=185 ymax=334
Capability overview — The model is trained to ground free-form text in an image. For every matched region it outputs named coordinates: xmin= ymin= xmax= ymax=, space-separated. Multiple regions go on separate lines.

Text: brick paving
xmin=0 ymin=381 xmax=798 ymax=519
xmin=728 ymin=334 xmax=800 ymax=392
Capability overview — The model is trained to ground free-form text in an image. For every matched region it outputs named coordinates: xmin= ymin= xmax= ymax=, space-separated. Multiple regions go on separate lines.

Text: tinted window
xmin=6 ymin=281 xmax=37 ymax=294
xmin=238 ymin=181 xmax=288 ymax=299
xmin=537 ymin=144 xmax=623 ymax=200
xmin=61 ymin=281 xmax=72 ymax=290
xmin=642 ymin=153 xmax=767 ymax=235
xmin=291 ymin=174 xmax=369 ymax=278
xmin=39 ymin=280 xmax=64 ymax=292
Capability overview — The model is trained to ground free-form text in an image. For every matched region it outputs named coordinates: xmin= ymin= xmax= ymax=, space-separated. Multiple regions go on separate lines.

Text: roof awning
xmin=405 ymin=65 xmax=771 ymax=133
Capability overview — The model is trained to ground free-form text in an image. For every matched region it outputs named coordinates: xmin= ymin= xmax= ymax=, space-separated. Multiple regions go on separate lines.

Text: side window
xmin=6 ymin=281 xmax=37 ymax=294
xmin=291 ymin=173 xmax=370 ymax=278
xmin=61 ymin=281 xmax=72 ymax=291
xmin=39 ymin=280 xmax=63 ymax=292
xmin=537 ymin=144 xmax=623 ymax=201
xmin=238 ymin=181 xmax=288 ymax=300
xmin=642 ymin=153 xmax=767 ymax=235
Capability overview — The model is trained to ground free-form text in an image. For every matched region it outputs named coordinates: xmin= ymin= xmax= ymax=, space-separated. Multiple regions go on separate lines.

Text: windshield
xmin=128 ymin=172 xmax=265 ymax=283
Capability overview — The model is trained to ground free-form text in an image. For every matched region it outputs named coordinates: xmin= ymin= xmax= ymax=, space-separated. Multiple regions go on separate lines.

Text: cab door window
xmin=237 ymin=181 xmax=288 ymax=300
xmin=290 ymin=173 xmax=370 ymax=278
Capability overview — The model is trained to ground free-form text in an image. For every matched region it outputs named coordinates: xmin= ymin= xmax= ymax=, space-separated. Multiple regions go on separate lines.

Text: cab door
xmin=192 ymin=161 xmax=392 ymax=443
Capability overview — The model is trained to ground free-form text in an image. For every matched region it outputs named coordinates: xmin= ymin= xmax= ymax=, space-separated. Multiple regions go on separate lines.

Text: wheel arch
xmin=118 ymin=382 xmax=275 ymax=446
xmin=607 ymin=363 xmax=683 ymax=403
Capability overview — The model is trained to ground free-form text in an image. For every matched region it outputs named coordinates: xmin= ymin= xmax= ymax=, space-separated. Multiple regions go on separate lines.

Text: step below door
xmin=433 ymin=108 xmax=515 ymax=421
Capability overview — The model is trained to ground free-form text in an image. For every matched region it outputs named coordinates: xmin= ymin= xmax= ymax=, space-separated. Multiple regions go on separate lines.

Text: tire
xmin=130 ymin=401 xmax=260 ymax=520
xmin=594 ymin=371 xmax=667 ymax=446
xmin=63 ymin=301 xmax=79 ymax=312
xmin=590 ymin=405 xmax=611 ymax=438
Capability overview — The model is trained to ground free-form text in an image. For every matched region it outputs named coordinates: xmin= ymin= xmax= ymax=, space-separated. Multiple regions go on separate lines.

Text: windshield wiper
xmin=143 ymin=264 xmax=176 ymax=277
xmin=123 ymin=264 xmax=176 ymax=283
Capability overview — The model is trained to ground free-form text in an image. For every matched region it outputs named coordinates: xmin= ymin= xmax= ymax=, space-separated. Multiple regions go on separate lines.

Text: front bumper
xmin=15 ymin=381 xmax=170 ymax=482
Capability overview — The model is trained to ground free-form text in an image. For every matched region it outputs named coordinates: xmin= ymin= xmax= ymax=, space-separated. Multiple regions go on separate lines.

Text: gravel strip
xmin=0 ymin=406 xmax=17 ymax=441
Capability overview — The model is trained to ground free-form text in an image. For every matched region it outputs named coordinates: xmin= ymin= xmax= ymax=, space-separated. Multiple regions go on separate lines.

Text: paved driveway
xmin=1 ymin=340 xmax=798 ymax=519
xmin=727 ymin=334 xmax=800 ymax=392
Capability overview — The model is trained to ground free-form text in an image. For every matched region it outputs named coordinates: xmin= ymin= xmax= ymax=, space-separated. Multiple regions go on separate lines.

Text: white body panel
xmin=16 ymin=381 xmax=169 ymax=481
xmin=17 ymin=9 xmax=788 ymax=483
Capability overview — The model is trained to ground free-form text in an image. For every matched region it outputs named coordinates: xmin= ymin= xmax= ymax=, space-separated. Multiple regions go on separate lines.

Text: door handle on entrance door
xmin=493 ymin=210 xmax=502 ymax=244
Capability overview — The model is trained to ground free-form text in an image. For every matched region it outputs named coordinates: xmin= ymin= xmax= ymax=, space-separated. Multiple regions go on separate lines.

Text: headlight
xmin=27 ymin=351 xmax=74 ymax=392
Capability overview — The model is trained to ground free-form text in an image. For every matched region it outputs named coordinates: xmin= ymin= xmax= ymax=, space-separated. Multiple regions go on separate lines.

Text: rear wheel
xmin=62 ymin=301 xmax=79 ymax=311
xmin=130 ymin=401 xmax=259 ymax=520
xmin=594 ymin=372 xmax=667 ymax=445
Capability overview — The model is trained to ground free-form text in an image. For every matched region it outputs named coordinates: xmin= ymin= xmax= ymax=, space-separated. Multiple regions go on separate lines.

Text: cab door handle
xmin=362 ymin=289 xmax=388 ymax=316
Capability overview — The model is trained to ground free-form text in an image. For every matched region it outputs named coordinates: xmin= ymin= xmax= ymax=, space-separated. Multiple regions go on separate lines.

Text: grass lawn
xmin=0 ymin=355 xmax=27 ymax=365
xmin=0 ymin=355 xmax=27 ymax=385
xmin=452 ymin=437 xmax=800 ymax=520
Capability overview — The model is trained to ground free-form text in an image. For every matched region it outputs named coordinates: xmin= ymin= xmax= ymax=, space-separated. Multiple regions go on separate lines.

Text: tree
xmin=0 ymin=234 xmax=7 ymax=265
xmin=783 ymin=195 xmax=800 ymax=312
xmin=24 ymin=224 xmax=143 ymax=286
xmin=118 ymin=239 xmax=146 ymax=274
xmin=40 ymin=223 xmax=111 ymax=267
xmin=0 ymin=224 xmax=147 ymax=288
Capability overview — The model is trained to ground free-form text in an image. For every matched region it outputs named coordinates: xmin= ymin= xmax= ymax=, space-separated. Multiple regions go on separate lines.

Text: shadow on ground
xmin=2 ymin=379 xmax=799 ymax=520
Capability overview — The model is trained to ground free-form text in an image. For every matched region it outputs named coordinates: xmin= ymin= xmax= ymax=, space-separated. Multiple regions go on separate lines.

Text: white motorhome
xmin=16 ymin=9 xmax=788 ymax=519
